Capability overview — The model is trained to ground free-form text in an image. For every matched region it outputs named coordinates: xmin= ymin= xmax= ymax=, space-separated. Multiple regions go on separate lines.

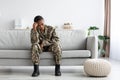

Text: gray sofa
xmin=0 ymin=29 xmax=98 ymax=66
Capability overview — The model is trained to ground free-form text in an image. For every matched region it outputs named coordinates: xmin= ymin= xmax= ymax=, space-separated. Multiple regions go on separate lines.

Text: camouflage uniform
xmin=31 ymin=25 xmax=62 ymax=65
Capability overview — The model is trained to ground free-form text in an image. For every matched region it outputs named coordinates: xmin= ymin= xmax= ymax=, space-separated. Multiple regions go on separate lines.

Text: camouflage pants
xmin=31 ymin=42 xmax=62 ymax=65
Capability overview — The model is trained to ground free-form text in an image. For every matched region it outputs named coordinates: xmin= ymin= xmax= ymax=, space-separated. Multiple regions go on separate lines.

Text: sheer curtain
xmin=110 ymin=0 xmax=120 ymax=60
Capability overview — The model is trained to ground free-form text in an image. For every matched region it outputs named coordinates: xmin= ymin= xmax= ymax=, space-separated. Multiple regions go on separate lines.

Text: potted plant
xmin=88 ymin=26 xmax=99 ymax=36
xmin=98 ymin=35 xmax=110 ymax=57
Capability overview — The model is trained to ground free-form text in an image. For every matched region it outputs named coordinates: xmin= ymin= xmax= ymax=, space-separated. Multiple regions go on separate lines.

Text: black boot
xmin=32 ymin=64 xmax=40 ymax=77
xmin=55 ymin=64 xmax=61 ymax=76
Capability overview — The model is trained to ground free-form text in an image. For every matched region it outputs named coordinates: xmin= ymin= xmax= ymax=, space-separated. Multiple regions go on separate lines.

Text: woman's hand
xmin=33 ymin=22 xmax=38 ymax=31
xmin=40 ymin=44 xmax=43 ymax=48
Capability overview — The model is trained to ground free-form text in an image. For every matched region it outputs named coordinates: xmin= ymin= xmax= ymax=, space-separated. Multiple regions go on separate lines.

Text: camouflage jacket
xmin=31 ymin=25 xmax=59 ymax=46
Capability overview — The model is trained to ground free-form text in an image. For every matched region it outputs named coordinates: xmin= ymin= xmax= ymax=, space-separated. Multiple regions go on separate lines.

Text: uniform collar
xmin=37 ymin=25 xmax=48 ymax=35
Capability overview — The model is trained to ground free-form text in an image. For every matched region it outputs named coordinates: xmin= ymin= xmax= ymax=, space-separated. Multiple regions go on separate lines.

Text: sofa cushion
xmin=0 ymin=29 xmax=87 ymax=50
xmin=0 ymin=30 xmax=31 ymax=50
xmin=0 ymin=50 xmax=91 ymax=59
xmin=58 ymin=30 xmax=87 ymax=50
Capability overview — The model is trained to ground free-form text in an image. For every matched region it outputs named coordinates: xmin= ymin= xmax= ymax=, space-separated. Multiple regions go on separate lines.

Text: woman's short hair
xmin=34 ymin=15 xmax=44 ymax=22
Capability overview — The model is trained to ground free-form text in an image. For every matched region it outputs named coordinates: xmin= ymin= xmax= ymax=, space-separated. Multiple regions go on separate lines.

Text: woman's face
xmin=37 ymin=19 xmax=44 ymax=27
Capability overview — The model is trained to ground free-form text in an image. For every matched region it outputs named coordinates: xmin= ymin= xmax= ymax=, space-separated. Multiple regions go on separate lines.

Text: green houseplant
xmin=87 ymin=26 xmax=110 ymax=57
xmin=98 ymin=35 xmax=110 ymax=57
xmin=88 ymin=26 xmax=99 ymax=36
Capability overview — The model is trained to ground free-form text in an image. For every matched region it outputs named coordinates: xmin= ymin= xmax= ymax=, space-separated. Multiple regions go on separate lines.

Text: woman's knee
xmin=32 ymin=43 xmax=43 ymax=53
xmin=32 ymin=44 xmax=38 ymax=50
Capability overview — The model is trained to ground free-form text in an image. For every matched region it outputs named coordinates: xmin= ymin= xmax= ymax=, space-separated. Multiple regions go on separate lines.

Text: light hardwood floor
xmin=0 ymin=58 xmax=119 ymax=80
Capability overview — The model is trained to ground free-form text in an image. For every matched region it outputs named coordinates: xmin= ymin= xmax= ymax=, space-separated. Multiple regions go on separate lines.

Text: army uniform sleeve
xmin=51 ymin=28 xmax=59 ymax=43
xmin=30 ymin=28 xmax=39 ymax=44
xmin=42 ymin=39 xmax=52 ymax=46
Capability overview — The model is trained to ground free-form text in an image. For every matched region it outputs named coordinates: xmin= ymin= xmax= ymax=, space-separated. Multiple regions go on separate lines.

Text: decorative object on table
xmin=63 ymin=22 xmax=73 ymax=30
xmin=84 ymin=59 xmax=111 ymax=77
xmin=14 ymin=19 xmax=23 ymax=29
xmin=88 ymin=26 xmax=99 ymax=36
xmin=54 ymin=26 xmax=59 ymax=29
xmin=98 ymin=35 xmax=110 ymax=57
xmin=55 ymin=26 xmax=58 ymax=28
xmin=26 ymin=26 xmax=32 ymax=30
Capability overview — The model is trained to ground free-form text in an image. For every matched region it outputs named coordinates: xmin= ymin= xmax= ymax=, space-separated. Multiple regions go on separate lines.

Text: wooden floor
xmin=0 ymin=58 xmax=119 ymax=80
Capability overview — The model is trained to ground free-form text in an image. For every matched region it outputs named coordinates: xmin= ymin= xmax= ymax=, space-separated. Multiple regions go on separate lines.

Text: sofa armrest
xmin=86 ymin=36 xmax=98 ymax=58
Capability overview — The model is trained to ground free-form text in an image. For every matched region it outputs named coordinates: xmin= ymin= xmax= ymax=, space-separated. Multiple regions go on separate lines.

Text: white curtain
xmin=110 ymin=0 xmax=120 ymax=60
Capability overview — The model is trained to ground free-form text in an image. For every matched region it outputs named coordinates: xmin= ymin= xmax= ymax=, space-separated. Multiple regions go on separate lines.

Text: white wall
xmin=0 ymin=0 xmax=104 ymax=33
xmin=110 ymin=0 xmax=120 ymax=60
